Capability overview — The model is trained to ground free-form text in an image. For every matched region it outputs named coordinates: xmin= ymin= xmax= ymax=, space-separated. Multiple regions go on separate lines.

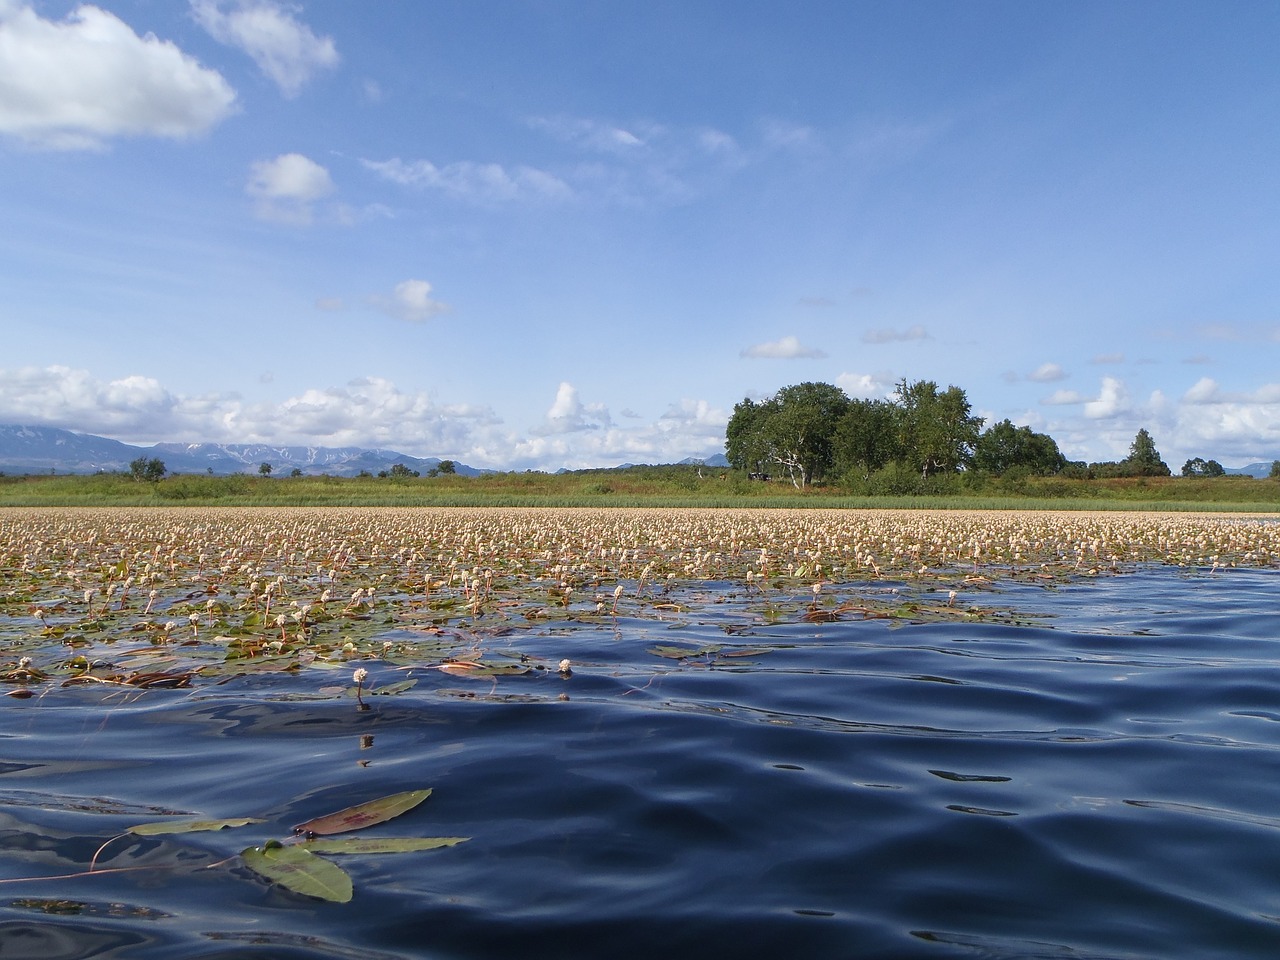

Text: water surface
xmin=4 ymin=567 xmax=1280 ymax=958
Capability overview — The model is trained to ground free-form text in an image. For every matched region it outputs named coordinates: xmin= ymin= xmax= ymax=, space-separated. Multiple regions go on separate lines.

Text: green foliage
xmin=1270 ymin=460 xmax=1280 ymax=480
xmin=128 ymin=457 xmax=166 ymax=482
xmin=1124 ymin=428 xmax=1171 ymax=477
xmin=1181 ymin=457 xmax=1225 ymax=478
xmin=893 ymin=378 xmax=984 ymax=478
xmin=389 ymin=463 xmax=419 ymax=478
xmin=258 ymin=462 xmax=272 ymax=476
xmin=974 ymin=420 xmax=1066 ymax=476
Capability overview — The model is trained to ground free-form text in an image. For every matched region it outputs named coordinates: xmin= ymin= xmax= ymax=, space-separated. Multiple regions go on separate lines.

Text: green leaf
xmin=241 ymin=843 xmax=353 ymax=902
xmin=294 ymin=788 xmax=432 ymax=836
xmin=129 ymin=817 xmax=264 ymax=836
xmin=303 ymin=836 xmax=469 ymax=854
xmin=646 ymin=644 xmax=721 ymax=660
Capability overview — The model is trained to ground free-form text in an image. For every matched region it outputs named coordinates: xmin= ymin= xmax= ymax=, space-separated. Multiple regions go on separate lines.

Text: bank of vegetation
xmin=1 ymin=379 xmax=1277 ymax=511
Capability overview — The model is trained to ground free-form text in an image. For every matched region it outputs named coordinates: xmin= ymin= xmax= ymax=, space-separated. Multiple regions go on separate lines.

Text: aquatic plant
xmin=0 ymin=507 xmax=1277 ymax=696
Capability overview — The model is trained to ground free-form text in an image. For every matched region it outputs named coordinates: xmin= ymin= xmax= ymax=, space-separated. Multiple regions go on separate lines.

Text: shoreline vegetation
xmin=0 ymin=466 xmax=1278 ymax=511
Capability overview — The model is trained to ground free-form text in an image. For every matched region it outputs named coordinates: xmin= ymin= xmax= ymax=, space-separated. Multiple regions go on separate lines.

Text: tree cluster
xmin=129 ymin=456 xmax=166 ymax=482
xmin=727 ymin=379 xmax=1067 ymax=488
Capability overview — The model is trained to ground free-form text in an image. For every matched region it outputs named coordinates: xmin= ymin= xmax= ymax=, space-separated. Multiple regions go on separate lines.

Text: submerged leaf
xmin=241 ymin=843 xmax=353 ymax=902
xmin=129 ymin=817 xmax=264 ymax=836
xmin=294 ymin=788 xmax=432 ymax=836
xmin=303 ymin=836 xmax=469 ymax=854
xmin=646 ymin=644 xmax=720 ymax=660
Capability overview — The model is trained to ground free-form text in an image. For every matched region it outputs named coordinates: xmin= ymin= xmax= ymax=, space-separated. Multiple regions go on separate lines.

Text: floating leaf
xmin=294 ymin=788 xmax=432 ymax=836
xmin=129 ymin=817 xmax=264 ymax=836
xmin=646 ymin=644 xmax=720 ymax=660
xmin=241 ymin=842 xmax=353 ymax=902
xmin=303 ymin=836 xmax=468 ymax=854
xmin=437 ymin=661 xmax=529 ymax=678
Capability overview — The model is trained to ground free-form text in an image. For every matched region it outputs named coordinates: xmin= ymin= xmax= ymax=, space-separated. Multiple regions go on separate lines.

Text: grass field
xmin=1 ymin=465 xmax=1278 ymax=511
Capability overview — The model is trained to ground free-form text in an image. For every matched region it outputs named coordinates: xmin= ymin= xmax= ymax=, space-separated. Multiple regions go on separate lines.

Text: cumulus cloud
xmin=0 ymin=2 xmax=236 ymax=149
xmin=362 ymin=157 xmax=571 ymax=203
xmin=740 ymin=336 xmax=826 ymax=359
xmin=0 ymin=365 xmax=499 ymax=451
xmin=0 ymin=365 xmax=735 ymax=470
xmin=532 ymin=382 xmax=612 ymax=435
xmin=836 ymin=372 xmax=894 ymax=399
xmin=1027 ymin=363 xmax=1067 ymax=383
xmin=862 ymin=325 xmax=928 ymax=345
xmin=1083 ymin=376 xmax=1131 ymax=419
xmin=246 ymin=152 xmax=334 ymax=222
xmin=191 ymin=0 xmax=338 ymax=98
xmin=370 ymin=279 xmax=449 ymax=323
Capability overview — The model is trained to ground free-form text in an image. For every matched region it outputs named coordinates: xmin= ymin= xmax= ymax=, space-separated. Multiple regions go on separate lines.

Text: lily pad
xmin=241 ymin=842 xmax=353 ymax=903
xmin=303 ymin=836 xmax=469 ymax=854
xmin=129 ymin=817 xmax=264 ymax=836
xmin=294 ymin=788 xmax=432 ymax=836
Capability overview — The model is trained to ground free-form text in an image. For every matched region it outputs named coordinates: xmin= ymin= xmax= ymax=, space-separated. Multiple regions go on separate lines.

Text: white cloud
xmin=740 ymin=335 xmax=826 ymax=359
xmin=862 ymin=325 xmax=928 ymax=345
xmin=836 ymin=372 xmax=894 ymax=399
xmin=191 ymin=0 xmax=338 ymax=98
xmin=533 ymin=382 xmax=611 ymax=435
xmin=370 ymin=279 xmax=449 ymax=323
xmin=527 ymin=115 xmax=652 ymax=154
xmin=1043 ymin=389 xmax=1088 ymax=406
xmin=1083 ymin=376 xmax=1131 ymax=420
xmin=0 ymin=2 xmax=236 ymax=149
xmin=246 ymin=152 xmax=334 ymax=222
xmin=1027 ymin=363 xmax=1067 ymax=383
xmin=362 ymin=157 xmax=571 ymax=203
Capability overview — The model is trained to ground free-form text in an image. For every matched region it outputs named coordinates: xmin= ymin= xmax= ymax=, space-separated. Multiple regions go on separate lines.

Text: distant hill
xmin=1224 ymin=462 xmax=1277 ymax=479
xmin=0 ymin=425 xmax=483 ymax=477
xmin=0 ymin=424 xmax=728 ymax=477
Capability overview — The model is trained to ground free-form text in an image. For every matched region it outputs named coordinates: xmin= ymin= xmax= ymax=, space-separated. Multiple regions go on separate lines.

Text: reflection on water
xmin=4 ymin=569 xmax=1280 ymax=959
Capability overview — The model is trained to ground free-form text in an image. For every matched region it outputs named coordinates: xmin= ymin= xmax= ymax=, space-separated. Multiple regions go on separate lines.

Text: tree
xmin=761 ymin=382 xmax=851 ymax=488
xmin=894 ymin=379 xmax=983 ymax=478
xmin=1181 ymin=457 xmax=1225 ymax=478
xmin=1124 ymin=428 xmax=1170 ymax=477
xmin=833 ymin=398 xmax=898 ymax=481
xmin=258 ymin=462 xmax=273 ymax=476
xmin=129 ymin=456 xmax=166 ymax=482
xmin=973 ymin=420 xmax=1066 ymax=476
xmin=725 ymin=398 xmax=772 ymax=475
xmin=389 ymin=463 xmax=419 ymax=478
xmin=289 ymin=467 xmax=304 ymax=477
xmin=437 ymin=460 xmax=457 ymax=475
xmin=1269 ymin=460 xmax=1280 ymax=480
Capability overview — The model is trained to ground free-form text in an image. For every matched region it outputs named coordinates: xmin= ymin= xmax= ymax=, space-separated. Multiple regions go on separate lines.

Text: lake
xmin=2 ymin=509 xmax=1279 ymax=958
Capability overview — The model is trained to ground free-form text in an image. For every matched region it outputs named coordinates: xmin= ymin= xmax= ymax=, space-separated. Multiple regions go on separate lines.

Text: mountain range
xmin=0 ymin=424 xmax=728 ymax=477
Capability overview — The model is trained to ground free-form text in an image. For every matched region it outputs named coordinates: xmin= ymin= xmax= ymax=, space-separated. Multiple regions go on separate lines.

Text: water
xmin=4 ymin=567 xmax=1280 ymax=958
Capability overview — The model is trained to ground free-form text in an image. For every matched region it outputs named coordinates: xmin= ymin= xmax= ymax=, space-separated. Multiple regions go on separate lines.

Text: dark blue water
xmin=4 ymin=567 xmax=1280 ymax=959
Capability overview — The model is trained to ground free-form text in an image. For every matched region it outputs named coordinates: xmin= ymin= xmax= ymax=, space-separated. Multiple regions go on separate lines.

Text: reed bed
xmin=2 ymin=507 xmax=1277 ymax=695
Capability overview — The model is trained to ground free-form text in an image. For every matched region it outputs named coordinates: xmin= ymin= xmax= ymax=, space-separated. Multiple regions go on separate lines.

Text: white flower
xmin=558 ymin=658 xmax=572 ymax=675
xmin=352 ymin=667 xmax=369 ymax=685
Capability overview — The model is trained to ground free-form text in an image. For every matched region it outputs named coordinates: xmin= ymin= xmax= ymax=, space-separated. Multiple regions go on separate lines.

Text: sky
xmin=1 ymin=0 xmax=1278 ymax=472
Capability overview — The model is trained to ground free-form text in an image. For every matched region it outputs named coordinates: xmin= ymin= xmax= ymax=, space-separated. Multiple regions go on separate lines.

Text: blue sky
xmin=2 ymin=1 xmax=1278 ymax=471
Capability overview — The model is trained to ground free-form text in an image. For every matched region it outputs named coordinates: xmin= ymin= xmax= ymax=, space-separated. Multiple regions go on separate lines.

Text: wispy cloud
xmin=191 ymin=0 xmax=338 ymax=98
xmin=0 ymin=2 xmax=236 ymax=149
xmin=740 ymin=336 xmax=827 ymax=359
xmin=862 ymin=325 xmax=928 ymax=344
xmin=362 ymin=157 xmax=571 ymax=203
